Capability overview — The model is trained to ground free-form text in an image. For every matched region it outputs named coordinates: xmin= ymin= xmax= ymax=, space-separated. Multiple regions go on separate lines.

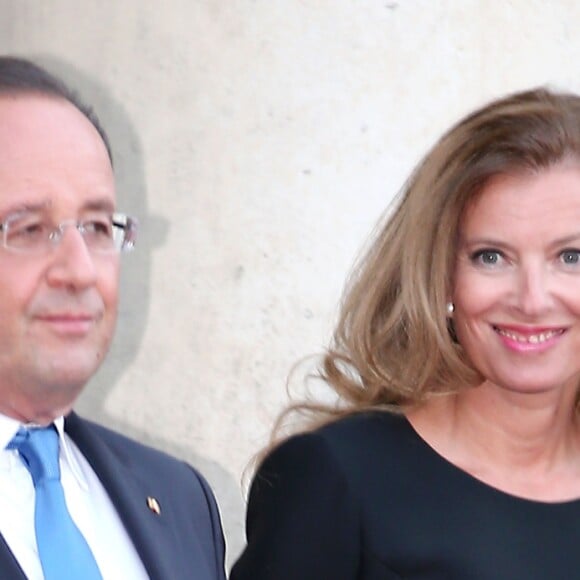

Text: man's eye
xmin=84 ymin=219 xmax=112 ymax=237
xmin=9 ymin=221 xmax=47 ymax=239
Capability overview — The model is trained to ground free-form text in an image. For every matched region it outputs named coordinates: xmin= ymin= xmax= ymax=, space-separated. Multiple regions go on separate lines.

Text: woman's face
xmin=452 ymin=163 xmax=580 ymax=395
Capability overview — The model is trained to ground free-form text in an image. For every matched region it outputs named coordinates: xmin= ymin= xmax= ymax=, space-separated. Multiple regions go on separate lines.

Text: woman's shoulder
xmin=260 ymin=410 xmax=417 ymax=482
xmin=317 ymin=409 xmax=408 ymax=439
xmin=315 ymin=410 xmax=416 ymax=464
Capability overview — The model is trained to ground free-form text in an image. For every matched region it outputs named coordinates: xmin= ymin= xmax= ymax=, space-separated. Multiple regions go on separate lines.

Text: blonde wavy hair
xmin=275 ymin=87 xmax=580 ymax=436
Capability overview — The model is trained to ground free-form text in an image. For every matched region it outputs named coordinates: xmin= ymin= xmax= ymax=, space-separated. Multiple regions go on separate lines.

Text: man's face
xmin=0 ymin=94 xmax=119 ymax=423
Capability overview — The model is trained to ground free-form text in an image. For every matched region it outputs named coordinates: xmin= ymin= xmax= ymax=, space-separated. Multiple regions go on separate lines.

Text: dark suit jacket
xmin=0 ymin=412 xmax=226 ymax=580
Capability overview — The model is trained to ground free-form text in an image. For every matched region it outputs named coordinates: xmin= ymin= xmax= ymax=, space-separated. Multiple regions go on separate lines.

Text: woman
xmin=231 ymin=88 xmax=580 ymax=579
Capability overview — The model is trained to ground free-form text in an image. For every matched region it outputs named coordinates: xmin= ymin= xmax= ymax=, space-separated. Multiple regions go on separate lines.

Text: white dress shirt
xmin=0 ymin=414 xmax=150 ymax=580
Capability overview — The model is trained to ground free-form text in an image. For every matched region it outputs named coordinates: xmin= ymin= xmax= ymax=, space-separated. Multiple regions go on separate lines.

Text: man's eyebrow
xmin=0 ymin=198 xmax=116 ymax=221
xmin=0 ymin=201 xmax=50 ymax=219
xmin=81 ymin=198 xmax=116 ymax=213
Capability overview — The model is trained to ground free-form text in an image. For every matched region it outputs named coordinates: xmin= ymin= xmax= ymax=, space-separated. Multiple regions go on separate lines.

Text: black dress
xmin=230 ymin=411 xmax=580 ymax=579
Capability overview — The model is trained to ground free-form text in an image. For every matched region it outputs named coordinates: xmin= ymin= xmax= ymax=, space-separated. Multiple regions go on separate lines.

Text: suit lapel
xmin=0 ymin=535 xmax=27 ymax=580
xmin=65 ymin=413 xmax=176 ymax=580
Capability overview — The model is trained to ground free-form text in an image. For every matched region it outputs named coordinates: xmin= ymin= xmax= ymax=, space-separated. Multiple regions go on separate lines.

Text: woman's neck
xmin=407 ymin=382 xmax=580 ymax=501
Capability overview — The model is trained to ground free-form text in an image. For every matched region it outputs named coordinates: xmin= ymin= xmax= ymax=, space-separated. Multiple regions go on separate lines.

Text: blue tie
xmin=8 ymin=427 xmax=102 ymax=580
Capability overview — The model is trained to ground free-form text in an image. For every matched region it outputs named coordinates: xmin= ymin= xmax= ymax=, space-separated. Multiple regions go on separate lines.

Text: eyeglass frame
xmin=0 ymin=210 xmax=138 ymax=255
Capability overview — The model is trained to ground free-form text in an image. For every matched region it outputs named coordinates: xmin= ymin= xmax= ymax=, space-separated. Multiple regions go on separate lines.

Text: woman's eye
xmin=560 ymin=249 xmax=580 ymax=265
xmin=471 ymin=249 xmax=503 ymax=266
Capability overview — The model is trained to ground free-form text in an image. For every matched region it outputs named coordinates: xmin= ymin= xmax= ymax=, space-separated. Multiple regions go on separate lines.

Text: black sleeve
xmin=230 ymin=432 xmax=360 ymax=580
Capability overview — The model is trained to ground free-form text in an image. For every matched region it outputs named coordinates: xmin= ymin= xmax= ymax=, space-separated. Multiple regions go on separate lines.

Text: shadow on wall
xmin=34 ymin=55 xmax=243 ymax=568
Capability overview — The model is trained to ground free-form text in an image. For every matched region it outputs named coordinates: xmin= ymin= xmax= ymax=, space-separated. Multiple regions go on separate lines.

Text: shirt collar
xmin=53 ymin=416 xmax=89 ymax=491
xmin=0 ymin=413 xmax=21 ymax=451
xmin=0 ymin=413 xmax=88 ymax=491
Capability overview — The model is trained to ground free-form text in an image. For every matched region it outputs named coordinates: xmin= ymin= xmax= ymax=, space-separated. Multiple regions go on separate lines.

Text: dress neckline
xmin=396 ymin=412 xmax=580 ymax=508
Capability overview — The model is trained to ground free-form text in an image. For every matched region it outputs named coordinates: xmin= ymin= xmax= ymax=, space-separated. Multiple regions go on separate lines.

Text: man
xmin=0 ymin=56 xmax=226 ymax=580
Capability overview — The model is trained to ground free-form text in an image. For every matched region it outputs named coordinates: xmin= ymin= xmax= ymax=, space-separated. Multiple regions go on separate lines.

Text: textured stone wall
xmin=2 ymin=0 xmax=579 ymax=566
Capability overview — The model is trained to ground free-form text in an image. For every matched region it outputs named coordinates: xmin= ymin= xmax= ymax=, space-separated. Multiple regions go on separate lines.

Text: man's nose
xmin=45 ymin=226 xmax=98 ymax=290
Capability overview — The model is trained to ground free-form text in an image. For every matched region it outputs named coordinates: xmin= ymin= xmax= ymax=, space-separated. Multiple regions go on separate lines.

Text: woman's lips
xmin=493 ymin=325 xmax=566 ymax=352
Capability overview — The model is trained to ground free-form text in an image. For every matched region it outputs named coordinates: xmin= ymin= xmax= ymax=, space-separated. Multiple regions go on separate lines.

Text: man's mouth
xmin=35 ymin=314 xmax=97 ymax=335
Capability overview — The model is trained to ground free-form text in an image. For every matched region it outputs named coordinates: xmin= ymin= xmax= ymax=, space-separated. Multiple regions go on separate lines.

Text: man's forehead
xmin=0 ymin=93 xmax=115 ymax=212
xmin=0 ymin=93 xmax=110 ymax=158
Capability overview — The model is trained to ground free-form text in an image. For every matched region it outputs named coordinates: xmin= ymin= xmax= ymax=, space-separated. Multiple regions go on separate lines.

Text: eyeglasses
xmin=0 ymin=210 xmax=138 ymax=254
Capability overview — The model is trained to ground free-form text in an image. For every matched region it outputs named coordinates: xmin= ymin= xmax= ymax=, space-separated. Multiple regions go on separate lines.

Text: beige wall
xmin=2 ymin=0 xmax=580 ymax=567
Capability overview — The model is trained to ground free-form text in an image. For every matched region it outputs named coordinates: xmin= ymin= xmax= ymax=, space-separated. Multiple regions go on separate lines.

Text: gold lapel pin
xmin=146 ymin=496 xmax=161 ymax=515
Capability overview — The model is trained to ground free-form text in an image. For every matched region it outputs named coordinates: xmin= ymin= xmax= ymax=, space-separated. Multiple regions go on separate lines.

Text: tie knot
xmin=8 ymin=426 xmax=60 ymax=485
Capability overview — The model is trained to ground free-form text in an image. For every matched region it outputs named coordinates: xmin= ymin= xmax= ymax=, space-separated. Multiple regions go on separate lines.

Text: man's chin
xmin=34 ymin=349 xmax=108 ymax=391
